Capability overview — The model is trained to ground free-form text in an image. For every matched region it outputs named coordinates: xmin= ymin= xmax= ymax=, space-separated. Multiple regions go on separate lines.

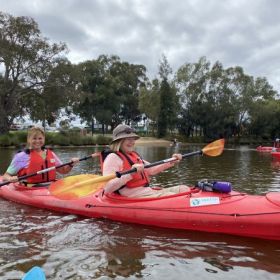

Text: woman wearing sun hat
xmin=102 ymin=124 xmax=189 ymax=197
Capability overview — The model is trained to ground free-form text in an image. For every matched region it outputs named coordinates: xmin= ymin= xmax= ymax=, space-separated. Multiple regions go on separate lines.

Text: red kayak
xmin=256 ymin=146 xmax=280 ymax=152
xmin=1 ymin=177 xmax=280 ymax=241
xmin=271 ymin=152 xmax=280 ymax=159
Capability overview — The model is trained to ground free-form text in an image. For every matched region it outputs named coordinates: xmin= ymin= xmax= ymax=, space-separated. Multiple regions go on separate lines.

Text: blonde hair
xmin=110 ymin=139 xmax=123 ymax=152
xmin=27 ymin=126 xmax=45 ymax=145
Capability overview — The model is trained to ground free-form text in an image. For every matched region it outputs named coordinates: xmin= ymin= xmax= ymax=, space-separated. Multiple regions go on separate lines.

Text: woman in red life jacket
xmin=102 ymin=124 xmax=190 ymax=197
xmin=2 ymin=126 xmax=79 ymax=186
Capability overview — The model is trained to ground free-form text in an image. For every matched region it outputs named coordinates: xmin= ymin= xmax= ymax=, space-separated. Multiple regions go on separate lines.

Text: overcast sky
xmin=1 ymin=0 xmax=280 ymax=91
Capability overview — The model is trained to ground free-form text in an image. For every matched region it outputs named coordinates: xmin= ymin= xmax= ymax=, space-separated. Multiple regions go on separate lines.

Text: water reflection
xmin=1 ymin=145 xmax=280 ymax=279
xmin=1 ymin=202 xmax=280 ymax=279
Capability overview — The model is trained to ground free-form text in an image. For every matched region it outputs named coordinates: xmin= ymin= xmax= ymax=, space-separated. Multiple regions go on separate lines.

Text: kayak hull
xmin=1 ymin=180 xmax=280 ymax=240
xmin=271 ymin=152 xmax=280 ymax=159
xmin=256 ymin=146 xmax=280 ymax=152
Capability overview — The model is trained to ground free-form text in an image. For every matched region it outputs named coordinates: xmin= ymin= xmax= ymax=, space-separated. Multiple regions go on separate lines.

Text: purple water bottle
xmin=212 ymin=181 xmax=232 ymax=193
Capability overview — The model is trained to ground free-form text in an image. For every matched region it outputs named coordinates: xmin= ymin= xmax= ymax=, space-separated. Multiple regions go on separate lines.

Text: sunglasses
xmin=115 ymin=128 xmax=136 ymax=137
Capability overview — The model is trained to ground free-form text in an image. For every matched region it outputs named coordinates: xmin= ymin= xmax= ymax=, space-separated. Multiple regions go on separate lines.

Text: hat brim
xmin=111 ymin=133 xmax=140 ymax=143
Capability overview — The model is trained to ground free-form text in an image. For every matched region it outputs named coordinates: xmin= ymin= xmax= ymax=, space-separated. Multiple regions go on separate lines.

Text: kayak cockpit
xmin=103 ymin=187 xmax=199 ymax=202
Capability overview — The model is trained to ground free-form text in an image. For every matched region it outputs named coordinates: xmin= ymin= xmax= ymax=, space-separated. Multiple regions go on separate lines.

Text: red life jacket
xmin=18 ymin=149 xmax=57 ymax=183
xmin=100 ymin=149 xmax=150 ymax=189
xmin=115 ymin=151 xmax=150 ymax=188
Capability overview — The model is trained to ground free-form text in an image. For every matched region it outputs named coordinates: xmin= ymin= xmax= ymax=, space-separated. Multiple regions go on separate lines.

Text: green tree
xmin=157 ymin=55 xmax=178 ymax=137
xmin=224 ymin=68 xmax=277 ymax=138
xmin=74 ymin=55 xmax=147 ymax=133
xmin=0 ymin=12 xmax=67 ymax=134
xmin=157 ymin=78 xmax=170 ymax=137
xmin=249 ymin=99 xmax=280 ymax=139
xmin=138 ymin=79 xmax=161 ymax=134
xmin=176 ymin=56 xmax=210 ymax=137
xmin=24 ymin=60 xmax=80 ymax=128
xmin=175 ymin=56 xmax=278 ymax=140
xmin=203 ymin=61 xmax=238 ymax=138
xmin=109 ymin=59 xmax=147 ymax=124
xmin=73 ymin=57 xmax=122 ymax=134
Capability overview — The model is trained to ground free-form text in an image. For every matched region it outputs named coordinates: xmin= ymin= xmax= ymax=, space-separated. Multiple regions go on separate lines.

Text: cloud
xmin=1 ymin=0 xmax=280 ymax=90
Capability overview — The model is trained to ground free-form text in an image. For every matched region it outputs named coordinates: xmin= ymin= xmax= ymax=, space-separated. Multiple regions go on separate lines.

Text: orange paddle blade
xmin=49 ymin=174 xmax=115 ymax=200
xmin=202 ymin=139 xmax=225 ymax=156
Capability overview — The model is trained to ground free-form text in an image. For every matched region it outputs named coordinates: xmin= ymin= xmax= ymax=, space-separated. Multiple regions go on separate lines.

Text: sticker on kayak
xmin=190 ymin=197 xmax=220 ymax=207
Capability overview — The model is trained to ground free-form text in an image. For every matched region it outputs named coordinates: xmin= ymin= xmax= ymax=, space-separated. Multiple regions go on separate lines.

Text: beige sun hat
xmin=111 ymin=124 xmax=140 ymax=143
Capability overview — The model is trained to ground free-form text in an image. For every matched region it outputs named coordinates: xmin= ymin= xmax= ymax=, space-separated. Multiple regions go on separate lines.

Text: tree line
xmin=1 ymin=12 xmax=279 ymax=141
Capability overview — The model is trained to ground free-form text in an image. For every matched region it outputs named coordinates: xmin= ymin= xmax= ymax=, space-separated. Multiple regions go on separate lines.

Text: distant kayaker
xmin=2 ymin=126 xmax=79 ymax=186
xmin=102 ymin=124 xmax=189 ymax=197
xmin=275 ymin=138 xmax=280 ymax=148
xmin=170 ymin=138 xmax=179 ymax=147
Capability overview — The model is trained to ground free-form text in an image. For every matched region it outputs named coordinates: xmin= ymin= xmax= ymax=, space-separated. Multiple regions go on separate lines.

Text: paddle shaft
xmin=116 ymin=150 xmax=202 ymax=177
xmin=51 ymin=150 xmax=203 ymax=192
xmin=49 ymin=139 xmax=224 ymax=198
xmin=0 ymin=154 xmax=96 ymax=187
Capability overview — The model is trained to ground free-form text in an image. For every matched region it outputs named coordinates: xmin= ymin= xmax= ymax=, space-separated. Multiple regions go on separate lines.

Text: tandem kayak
xmin=1 ymin=178 xmax=280 ymax=241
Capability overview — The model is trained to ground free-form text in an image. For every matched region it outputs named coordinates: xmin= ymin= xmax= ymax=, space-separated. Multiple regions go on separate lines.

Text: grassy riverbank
xmin=0 ymin=130 xmax=271 ymax=148
xmin=0 ymin=130 xmax=175 ymax=148
xmin=0 ymin=130 xmax=112 ymax=147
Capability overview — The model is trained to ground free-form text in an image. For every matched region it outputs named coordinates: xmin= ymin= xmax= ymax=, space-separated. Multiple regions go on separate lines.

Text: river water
xmin=0 ymin=143 xmax=280 ymax=279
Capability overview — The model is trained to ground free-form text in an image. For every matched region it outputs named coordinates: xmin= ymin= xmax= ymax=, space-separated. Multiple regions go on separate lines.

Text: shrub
xmin=9 ymin=133 xmax=21 ymax=146
xmin=70 ymin=134 xmax=83 ymax=146
xmin=45 ymin=132 xmax=56 ymax=145
xmin=52 ymin=133 xmax=70 ymax=146
xmin=186 ymin=136 xmax=204 ymax=143
xmin=82 ymin=135 xmax=96 ymax=145
xmin=0 ymin=134 xmax=12 ymax=146
xmin=16 ymin=131 xmax=27 ymax=143
xmin=95 ymin=135 xmax=111 ymax=145
xmin=0 ymin=131 xmax=111 ymax=147
xmin=58 ymin=129 xmax=69 ymax=137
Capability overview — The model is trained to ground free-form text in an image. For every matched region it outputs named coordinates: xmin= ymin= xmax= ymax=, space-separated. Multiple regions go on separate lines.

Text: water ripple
xmin=1 ymin=146 xmax=280 ymax=279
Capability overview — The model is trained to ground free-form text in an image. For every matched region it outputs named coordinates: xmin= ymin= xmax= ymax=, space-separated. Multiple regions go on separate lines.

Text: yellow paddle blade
xmin=49 ymin=173 xmax=116 ymax=200
xmin=202 ymin=138 xmax=225 ymax=156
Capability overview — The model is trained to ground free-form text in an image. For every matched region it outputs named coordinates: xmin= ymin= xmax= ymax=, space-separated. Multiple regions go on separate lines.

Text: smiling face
xmin=27 ymin=129 xmax=45 ymax=151
xmin=120 ymin=137 xmax=138 ymax=153
xmin=28 ymin=132 xmax=45 ymax=151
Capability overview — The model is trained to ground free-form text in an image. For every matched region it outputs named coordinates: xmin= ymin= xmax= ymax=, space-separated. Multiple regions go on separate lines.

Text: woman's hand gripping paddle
xmin=49 ymin=139 xmax=225 ymax=200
